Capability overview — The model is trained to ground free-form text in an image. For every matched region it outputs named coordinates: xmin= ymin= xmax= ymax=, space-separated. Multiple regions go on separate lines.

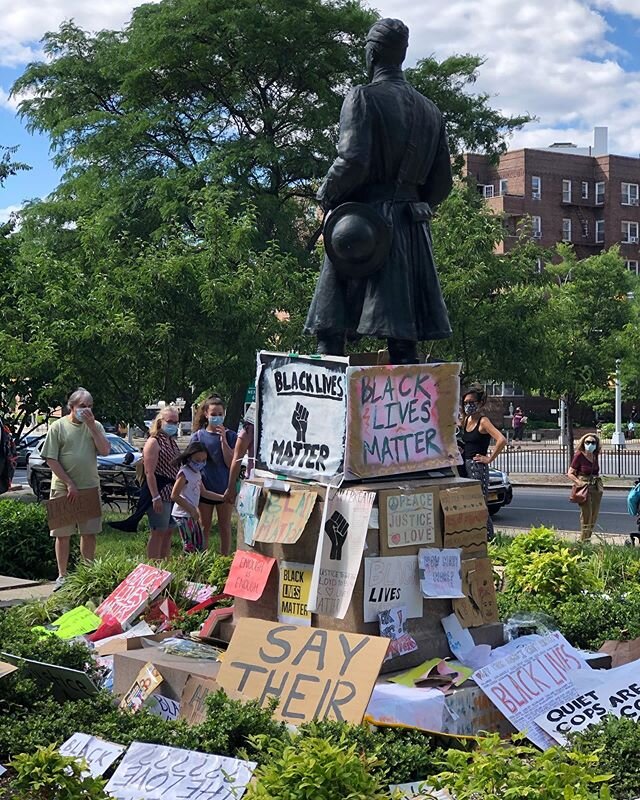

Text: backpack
xmin=0 ymin=421 xmax=17 ymax=494
xmin=627 ymin=482 xmax=640 ymax=516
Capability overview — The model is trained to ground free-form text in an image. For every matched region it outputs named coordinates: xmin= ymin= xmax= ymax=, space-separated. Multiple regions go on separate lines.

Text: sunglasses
xmin=585 ymin=440 xmax=597 ymax=445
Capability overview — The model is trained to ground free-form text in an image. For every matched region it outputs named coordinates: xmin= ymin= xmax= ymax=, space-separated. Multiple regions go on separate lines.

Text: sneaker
xmin=53 ymin=576 xmax=67 ymax=591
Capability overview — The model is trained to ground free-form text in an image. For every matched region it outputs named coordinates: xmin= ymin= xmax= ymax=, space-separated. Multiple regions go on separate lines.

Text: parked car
xmin=14 ymin=434 xmax=46 ymax=469
xmin=487 ymin=468 xmax=513 ymax=516
xmin=27 ymin=433 xmax=142 ymax=491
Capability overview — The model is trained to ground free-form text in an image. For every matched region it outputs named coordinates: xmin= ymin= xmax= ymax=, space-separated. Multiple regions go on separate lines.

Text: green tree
xmin=0 ymin=145 xmax=30 ymax=187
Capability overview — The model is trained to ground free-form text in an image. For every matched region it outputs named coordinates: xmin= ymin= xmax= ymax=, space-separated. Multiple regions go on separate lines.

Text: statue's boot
xmin=317 ymin=332 xmax=346 ymax=357
xmin=388 ymin=338 xmax=419 ymax=365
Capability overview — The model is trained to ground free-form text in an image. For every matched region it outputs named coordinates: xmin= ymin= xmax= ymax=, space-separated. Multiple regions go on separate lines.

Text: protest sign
xmin=180 ymin=676 xmax=221 ymax=726
xmin=120 ymin=662 xmax=163 ymax=713
xmin=95 ymin=563 xmax=172 ymax=627
xmin=256 ymin=352 xmax=348 ymax=480
xmin=1 ymin=653 xmax=98 ymax=701
xmin=236 ymin=482 xmax=261 ymax=544
xmin=182 ymin=583 xmax=216 ymax=605
xmin=535 ymin=667 xmax=640 ymax=745
xmin=217 ymin=619 xmax=389 ymax=725
xmin=46 ymin=486 xmax=102 ymax=530
xmin=345 ymin=362 xmax=461 ymax=479
xmin=145 ymin=693 xmax=181 ymax=721
xmin=105 ymin=741 xmax=256 ymax=800
xmin=59 ymin=733 xmax=125 ymax=778
xmin=363 ymin=556 xmax=423 ymax=623
xmin=599 ymin=637 xmax=640 ymax=667
xmin=278 ymin=562 xmax=313 ymax=626
xmin=441 ymin=613 xmax=491 ymax=669
xmin=378 ymin=606 xmax=418 ymax=661
xmin=472 ymin=632 xmax=590 ymax=750
xmin=379 ymin=489 xmax=441 ymax=554
xmin=307 ymin=488 xmax=375 ymax=619
xmin=453 ymin=558 xmax=499 ymax=628
xmin=389 ymin=782 xmax=452 ymax=799
xmin=253 ymin=490 xmax=317 ymax=544
xmin=418 ymin=548 xmax=464 ymax=599
xmin=440 ymin=485 xmax=488 ymax=552
xmin=223 ymin=550 xmax=276 ymax=601
xmin=49 ymin=606 xmax=102 ymax=639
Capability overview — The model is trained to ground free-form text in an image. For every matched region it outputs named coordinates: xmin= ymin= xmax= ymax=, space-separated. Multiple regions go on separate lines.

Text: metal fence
xmin=492 ymin=446 xmax=640 ymax=478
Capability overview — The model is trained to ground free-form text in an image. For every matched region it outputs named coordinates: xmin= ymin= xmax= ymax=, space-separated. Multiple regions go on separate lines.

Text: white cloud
xmin=0 ymin=85 xmax=21 ymax=111
xmin=0 ymin=204 xmax=22 ymax=224
xmin=590 ymin=0 xmax=640 ymax=17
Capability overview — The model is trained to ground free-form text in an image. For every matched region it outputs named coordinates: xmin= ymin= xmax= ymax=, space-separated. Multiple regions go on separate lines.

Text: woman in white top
xmin=170 ymin=442 xmax=223 ymax=553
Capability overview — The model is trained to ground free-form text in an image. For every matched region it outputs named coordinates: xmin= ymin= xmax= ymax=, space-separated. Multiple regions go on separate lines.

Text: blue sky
xmin=2 ymin=0 xmax=640 ymax=219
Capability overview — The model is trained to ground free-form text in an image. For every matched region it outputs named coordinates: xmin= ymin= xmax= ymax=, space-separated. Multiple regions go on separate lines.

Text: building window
xmin=596 ymin=181 xmax=605 ymax=205
xmin=562 ymin=179 xmax=572 ymax=203
xmin=581 ymin=220 xmax=589 ymax=238
xmin=581 ymin=181 xmax=589 ymax=199
xmin=499 ymin=179 xmax=508 ymax=196
xmin=483 ymin=184 xmax=494 ymax=199
xmin=596 ymin=219 xmax=605 ymax=243
xmin=532 ymin=176 xmax=541 ymax=199
xmin=622 ymin=182 xmax=639 ymax=206
xmin=562 ymin=218 xmax=572 ymax=242
xmin=622 ymin=221 xmax=640 ymax=243
xmin=531 ymin=216 xmax=542 ymax=239
xmin=626 ymin=260 xmax=639 ymax=276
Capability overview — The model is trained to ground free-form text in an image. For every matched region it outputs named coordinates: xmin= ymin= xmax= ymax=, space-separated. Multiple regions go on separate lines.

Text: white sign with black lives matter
xmin=256 ymin=352 xmax=348 ymax=480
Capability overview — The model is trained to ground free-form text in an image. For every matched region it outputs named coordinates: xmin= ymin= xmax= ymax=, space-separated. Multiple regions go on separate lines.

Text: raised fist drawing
xmin=325 ymin=510 xmax=349 ymax=560
xmin=291 ymin=402 xmax=309 ymax=443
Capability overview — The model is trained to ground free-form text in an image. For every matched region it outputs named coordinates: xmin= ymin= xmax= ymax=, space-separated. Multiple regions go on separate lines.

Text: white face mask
xmin=585 ymin=442 xmax=597 ymax=453
xmin=74 ymin=407 xmax=90 ymax=422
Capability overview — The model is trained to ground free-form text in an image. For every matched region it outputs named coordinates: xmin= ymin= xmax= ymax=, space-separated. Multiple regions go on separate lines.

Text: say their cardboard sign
xmin=252 ymin=490 xmax=317 ymax=544
xmin=452 ymin=558 xmax=499 ymax=628
xmin=46 ymin=487 xmax=102 ymax=530
xmin=440 ymin=485 xmax=488 ymax=553
xmin=216 ymin=619 xmax=389 ymax=725
xmin=95 ymin=563 xmax=172 ymax=627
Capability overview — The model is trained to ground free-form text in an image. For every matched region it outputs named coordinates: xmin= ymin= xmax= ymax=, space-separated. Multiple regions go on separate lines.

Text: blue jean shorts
xmin=146 ymin=500 xmax=177 ymax=532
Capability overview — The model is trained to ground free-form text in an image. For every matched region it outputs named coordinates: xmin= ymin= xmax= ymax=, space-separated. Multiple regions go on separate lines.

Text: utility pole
xmin=612 ymin=358 xmax=625 ymax=447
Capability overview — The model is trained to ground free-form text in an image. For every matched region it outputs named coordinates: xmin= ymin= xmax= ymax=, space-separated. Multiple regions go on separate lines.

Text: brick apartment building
xmin=463 ymin=127 xmax=640 ymax=274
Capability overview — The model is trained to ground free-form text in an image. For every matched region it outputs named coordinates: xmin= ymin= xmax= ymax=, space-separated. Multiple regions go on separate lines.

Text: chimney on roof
xmin=593 ymin=126 xmax=608 ymax=156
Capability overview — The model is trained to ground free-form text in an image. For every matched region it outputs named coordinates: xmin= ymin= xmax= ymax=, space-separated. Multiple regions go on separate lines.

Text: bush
xmin=572 ymin=716 xmax=640 ymax=800
xmin=0 ymin=499 xmax=78 ymax=579
xmin=9 ymin=745 xmax=109 ymax=800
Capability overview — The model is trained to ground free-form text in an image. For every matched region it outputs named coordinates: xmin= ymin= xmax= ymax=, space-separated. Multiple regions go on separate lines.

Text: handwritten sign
xmin=453 ymin=557 xmax=499 ymax=628
xmin=418 ymin=548 xmax=464 ymax=599
xmin=307 ymin=488 xmax=375 ymax=619
xmin=145 ymin=693 xmax=181 ymax=721
xmin=217 ymin=619 xmax=389 ymax=725
xmin=223 ymin=550 xmax=276 ymax=602
xmin=473 ymin=632 xmax=590 ymax=750
xmin=95 ymin=563 xmax=172 ymax=627
xmin=253 ymin=490 xmax=317 ymax=544
xmin=379 ymin=489 xmax=440 ymax=554
xmin=59 ymin=733 xmax=125 ymax=778
xmin=378 ymin=606 xmax=418 ymax=661
xmin=180 ymin=676 xmax=220 ymax=726
xmin=363 ymin=556 xmax=423 ymax=623
xmin=46 ymin=486 xmax=102 ymax=530
xmin=1 ymin=653 xmax=98 ymax=701
xmin=278 ymin=562 xmax=313 ymax=626
xmin=105 ymin=741 xmax=256 ymax=800
xmin=236 ymin=482 xmax=261 ymax=545
xmin=345 ymin=362 xmax=461 ymax=479
xmin=256 ymin=352 xmax=348 ymax=480
xmin=440 ymin=485 xmax=488 ymax=552
xmin=49 ymin=606 xmax=102 ymax=639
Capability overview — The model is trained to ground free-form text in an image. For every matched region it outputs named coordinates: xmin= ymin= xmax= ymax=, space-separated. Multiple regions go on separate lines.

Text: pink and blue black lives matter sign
xmin=256 ymin=352 xmax=349 ymax=481
xmin=345 ymin=363 xmax=462 ymax=479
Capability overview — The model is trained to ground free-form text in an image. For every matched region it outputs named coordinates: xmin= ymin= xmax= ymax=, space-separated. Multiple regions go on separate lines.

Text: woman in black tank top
xmin=460 ymin=385 xmax=507 ymax=539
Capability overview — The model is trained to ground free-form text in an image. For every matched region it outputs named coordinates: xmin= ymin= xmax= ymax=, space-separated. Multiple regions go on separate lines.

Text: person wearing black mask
xmin=460 ymin=385 xmax=506 ymax=539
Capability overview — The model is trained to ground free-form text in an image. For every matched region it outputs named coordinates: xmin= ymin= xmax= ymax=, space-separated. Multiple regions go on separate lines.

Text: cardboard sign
xmin=307 ymin=488 xmax=375 ymax=619
xmin=256 ymin=352 xmax=348 ymax=480
xmin=379 ymin=489 xmax=440 ymax=554
xmin=599 ymin=637 xmax=640 ymax=667
xmin=95 ymin=563 xmax=172 ymax=627
xmin=0 ymin=661 xmax=17 ymax=679
xmin=223 ymin=550 xmax=276 ymax=601
xmin=105 ymin=741 xmax=256 ymax=800
xmin=418 ymin=548 xmax=465 ymax=599
xmin=59 ymin=733 xmax=125 ymax=778
xmin=46 ymin=486 xmax=102 ymax=530
xmin=363 ymin=556 xmax=423 ymax=623
xmin=473 ymin=632 xmax=590 ymax=750
xmin=278 ymin=562 xmax=313 ymax=626
xmin=50 ymin=606 xmax=102 ymax=639
xmin=1 ymin=653 xmax=98 ymax=701
xmin=440 ymin=485 xmax=488 ymax=552
xmin=179 ymin=676 xmax=220 ymax=726
xmin=535 ymin=664 xmax=640 ymax=745
xmin=253 ymin=490 xmax=317 ymax=544
xmin=345 ymin=362 xmax=461 ymax=479
xmin=453 ymin=557 xmax=499 ymax=628
xmin=217 ymin=619 xmax=389 ymax=725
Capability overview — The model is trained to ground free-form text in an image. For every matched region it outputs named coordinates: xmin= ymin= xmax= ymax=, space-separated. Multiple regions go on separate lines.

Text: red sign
xmin=96 ymin=564 xmax=172 ymax=627
xmin=223 ymin=551 xmax=276 ymax=601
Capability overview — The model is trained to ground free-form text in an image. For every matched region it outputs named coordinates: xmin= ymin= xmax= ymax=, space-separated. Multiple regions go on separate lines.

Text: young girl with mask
xmin=568 ymin=433 xmax=604 ymax=541
xmin=189 ymin=396 xmax=237 ymax=554
xmin=143 ymin=406 xmax=181 ymax=559
xmin=171 ymin=442 xmax=224 ymax=553
xmin=460 ymin=385 xmax=507 ymax=540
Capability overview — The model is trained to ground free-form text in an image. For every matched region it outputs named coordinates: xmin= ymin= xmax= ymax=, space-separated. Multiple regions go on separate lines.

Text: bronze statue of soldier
xmin=304 ymin=18 xmax=453 ymax=365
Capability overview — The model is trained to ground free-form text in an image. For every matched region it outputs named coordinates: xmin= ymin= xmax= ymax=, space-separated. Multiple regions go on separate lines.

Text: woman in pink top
xmin=567 ymin=433 xmax=604 ymax=541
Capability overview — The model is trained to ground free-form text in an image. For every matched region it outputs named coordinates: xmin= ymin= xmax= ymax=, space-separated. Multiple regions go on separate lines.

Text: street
xmin=496 ymin=486 xmax=634 ymax=536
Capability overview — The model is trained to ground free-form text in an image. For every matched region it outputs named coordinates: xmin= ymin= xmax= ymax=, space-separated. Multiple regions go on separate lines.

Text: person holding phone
xmin=190 ymin=396 xmax=237 ymax=554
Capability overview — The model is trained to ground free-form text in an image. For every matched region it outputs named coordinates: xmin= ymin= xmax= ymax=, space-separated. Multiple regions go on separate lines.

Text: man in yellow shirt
xmin=41 ymin=387 xmax=110 ymax=588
